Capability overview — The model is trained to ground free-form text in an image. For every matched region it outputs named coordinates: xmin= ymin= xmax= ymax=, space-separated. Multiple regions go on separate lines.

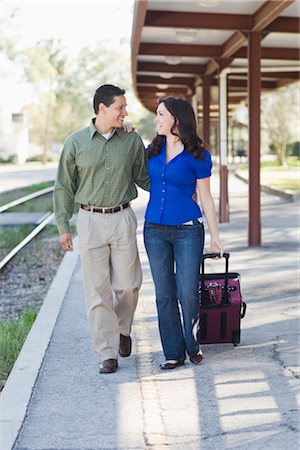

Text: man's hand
xmin=59 ymin=233 xmax=73 ymax=252
xmin=123 ymin=121 xmax=135 ymax=133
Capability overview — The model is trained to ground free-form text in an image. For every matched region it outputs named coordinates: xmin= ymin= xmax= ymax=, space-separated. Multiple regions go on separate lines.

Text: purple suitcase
xmin=196 ymin=253 xmax=246 ymax=346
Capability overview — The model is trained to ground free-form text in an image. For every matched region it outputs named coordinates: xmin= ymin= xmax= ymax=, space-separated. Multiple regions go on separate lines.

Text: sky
xmin=2 ymin=0 xmax=135 ymax=56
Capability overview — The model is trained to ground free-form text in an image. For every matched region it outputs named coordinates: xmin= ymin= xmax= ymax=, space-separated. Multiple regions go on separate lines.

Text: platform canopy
xmin=131 ymin=0 xmax=300 ymax=116
xmin=131 ymin=0 xmax=299 ymax=246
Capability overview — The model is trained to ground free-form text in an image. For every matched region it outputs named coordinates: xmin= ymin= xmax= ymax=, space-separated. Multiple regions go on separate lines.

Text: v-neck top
xmin=145 ymin=140 xmax=212 ymax=225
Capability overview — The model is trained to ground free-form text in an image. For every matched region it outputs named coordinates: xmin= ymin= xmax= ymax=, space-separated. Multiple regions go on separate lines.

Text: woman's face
xmin=154 ymin=102 xmax=175 ymax=136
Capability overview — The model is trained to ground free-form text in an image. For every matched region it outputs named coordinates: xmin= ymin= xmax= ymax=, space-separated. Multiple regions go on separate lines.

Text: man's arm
xmin=132 ymin=134 xmax=150 ymax=191
xmin=53 ymin=137 xmax=78 ymax=250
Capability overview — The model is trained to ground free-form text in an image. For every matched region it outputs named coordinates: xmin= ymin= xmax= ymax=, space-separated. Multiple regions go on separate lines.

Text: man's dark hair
xmin=93 ymin=84 xmax=126 ymax=114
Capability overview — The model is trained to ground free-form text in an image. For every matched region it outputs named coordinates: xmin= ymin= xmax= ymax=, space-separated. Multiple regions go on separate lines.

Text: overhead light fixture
xmin=176 ymin=29 xmax=197 ymax=43
xmin=156 ymin=92 xmax=167 ymax=98
xmin=159 ymin=72 xmax=174 ymax=79
xmin=157 ymin=84 xmax=169 ymax=90
xmin=165 ymin=56 xmax=182 ymax=65
xmin=197 ymin=0 xmax=221 ymax=7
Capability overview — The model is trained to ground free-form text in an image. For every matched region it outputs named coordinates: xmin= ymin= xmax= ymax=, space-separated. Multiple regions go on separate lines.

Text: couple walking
xmin=54 ymin=84 xmax=223 ymax=374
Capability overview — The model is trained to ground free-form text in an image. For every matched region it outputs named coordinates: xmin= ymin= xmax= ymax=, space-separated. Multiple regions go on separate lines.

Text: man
xmin=54 ymin=84 xmax=150 ymax=374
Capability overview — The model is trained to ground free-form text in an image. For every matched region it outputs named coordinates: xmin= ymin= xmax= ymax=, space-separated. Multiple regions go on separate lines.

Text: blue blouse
xmin=145 ymin=141 xmax=212 ymax=225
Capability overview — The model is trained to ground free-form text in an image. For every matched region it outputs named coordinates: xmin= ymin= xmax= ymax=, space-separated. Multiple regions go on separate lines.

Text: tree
xmin=261 ymin=84 xmax=300 ymax=166
xmin=22 ymin=39 xmax=67 ymax=164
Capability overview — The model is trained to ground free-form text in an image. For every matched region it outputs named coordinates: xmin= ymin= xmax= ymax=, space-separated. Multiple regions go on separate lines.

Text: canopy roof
xmin=131 ymin=0 xmax=300 ymax=114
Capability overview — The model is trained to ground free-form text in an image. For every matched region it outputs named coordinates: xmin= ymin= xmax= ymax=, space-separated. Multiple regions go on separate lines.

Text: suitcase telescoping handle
xmin=201 ymin=252 xmax=230 ymax=304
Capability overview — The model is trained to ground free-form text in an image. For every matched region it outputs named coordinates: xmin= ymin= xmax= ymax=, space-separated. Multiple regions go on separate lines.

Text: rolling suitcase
xmin=196 ymin=253 xmax=246 ymax=346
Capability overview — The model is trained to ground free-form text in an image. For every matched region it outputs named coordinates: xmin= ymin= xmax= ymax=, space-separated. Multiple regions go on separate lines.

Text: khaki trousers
xmin=76 ymin=206 xmax=142 ymax=361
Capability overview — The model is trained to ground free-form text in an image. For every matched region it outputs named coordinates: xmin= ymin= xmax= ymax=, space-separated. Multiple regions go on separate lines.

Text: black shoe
xmin=160 ymin=360 xmax=185 ymax=370
xmin=190 ymin=352 xmax=203 ymax=365
xmin=119 ymin=334 xmax=132 ymax=357
xmin=99 ymin=359 xmax=118 ymax=374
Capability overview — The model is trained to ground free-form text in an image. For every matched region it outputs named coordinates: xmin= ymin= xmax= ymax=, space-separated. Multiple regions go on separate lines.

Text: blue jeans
xmin=144 ymin=220 xmax=204 ymax=361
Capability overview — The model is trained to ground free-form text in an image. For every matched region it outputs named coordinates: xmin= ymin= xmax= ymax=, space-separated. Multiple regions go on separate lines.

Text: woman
xmin=144 ymin=97 xmax=223 ymax=370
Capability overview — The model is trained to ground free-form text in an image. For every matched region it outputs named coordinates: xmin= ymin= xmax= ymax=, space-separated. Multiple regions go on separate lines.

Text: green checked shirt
xmin=54 ymin=120 xmax=150 ymax=234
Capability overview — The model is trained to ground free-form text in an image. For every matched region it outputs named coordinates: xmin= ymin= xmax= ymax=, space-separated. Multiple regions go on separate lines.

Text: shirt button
xmin=162 ymin=190 xmax=165 ymax=192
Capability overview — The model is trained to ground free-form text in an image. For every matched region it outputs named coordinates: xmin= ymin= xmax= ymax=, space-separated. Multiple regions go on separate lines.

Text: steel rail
xmin=0 ymin=186 xmax=54 ymax=213
xmin=0 ymin=212 xmax=54 ymax=270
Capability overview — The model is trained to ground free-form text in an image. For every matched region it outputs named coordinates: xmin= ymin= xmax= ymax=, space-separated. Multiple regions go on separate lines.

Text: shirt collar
xmin=89 ymin=119 xmax=123 ymax=140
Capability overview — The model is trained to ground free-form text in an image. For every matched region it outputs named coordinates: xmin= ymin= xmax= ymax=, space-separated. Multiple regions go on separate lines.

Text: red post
xmin=219 ymin=165 xmax=229 ymax=223
xmin=248 ymin=32 xmax=261 ymax=246
xmin=202 ymin=76 xmax=211 ymax=148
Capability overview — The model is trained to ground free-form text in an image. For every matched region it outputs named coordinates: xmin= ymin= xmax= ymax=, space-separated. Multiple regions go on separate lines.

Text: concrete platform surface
xmin=0 ymin=172 xmax=299 ymax=450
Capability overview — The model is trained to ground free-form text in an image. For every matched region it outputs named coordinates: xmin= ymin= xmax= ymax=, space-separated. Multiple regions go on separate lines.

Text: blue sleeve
xmin=194 ymin=150 xmax=212 ymax=179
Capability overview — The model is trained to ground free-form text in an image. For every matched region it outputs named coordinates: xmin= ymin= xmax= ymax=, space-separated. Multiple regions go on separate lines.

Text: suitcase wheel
xmin=232 ymin=330 xmax=240 ymax=346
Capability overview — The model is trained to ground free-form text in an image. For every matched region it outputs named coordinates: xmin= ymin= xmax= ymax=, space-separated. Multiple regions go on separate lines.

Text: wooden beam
xmin=235 ymin=46 xmax=300 ymax=60
xmin=266 ymin=16 xmax=300 ymax=33
xmin=139 ymin=43 xmax=220 ymax=58
xmin=144 ymin=11 xmax=252 ymax=30
xmin=251 ymin=0 xmax=295 ymax=31
xmin=137 ymin=75 xmax=194 ymax=86
xmin=204 ymin=59 xmax=220 ymax=76
xmin=131 ymin=0 xmax=148 ymax=102
xmin=211 ymin=78 xmax=278 ymax=89
xmin=138 ymin=86 xmax=190 ymax=94
xmin=137 ymin=61 xmax=205 ymax=75
xmin=221 ymin=32 xmax=247 ymax=59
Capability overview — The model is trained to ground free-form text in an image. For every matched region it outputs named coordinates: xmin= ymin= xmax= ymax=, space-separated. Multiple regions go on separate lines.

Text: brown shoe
xmin=190 ymin=352 xmax=203 ymax=365
xmin=119 ymin=334 xmax=132 ymax=357
xmin=99 ymin=359 xmax=118 ymax=374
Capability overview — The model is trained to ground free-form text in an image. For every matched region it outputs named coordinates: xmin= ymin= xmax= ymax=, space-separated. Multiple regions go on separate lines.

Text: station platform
xmin=0 ymin=173 xmax=299 ymax=450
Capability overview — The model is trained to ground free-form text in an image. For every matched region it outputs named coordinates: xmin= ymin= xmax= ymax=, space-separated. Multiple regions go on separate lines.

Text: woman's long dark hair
xmin=147 ymin=97 xmax=206 ymax=159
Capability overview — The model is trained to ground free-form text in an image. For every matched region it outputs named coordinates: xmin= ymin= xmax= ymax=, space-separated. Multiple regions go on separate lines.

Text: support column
xmin=193 ymin=86 xmax=201 ymax=135
xmin=202 ymin=76 xmax=211 ymax=148
xmin=248 ymin=32 xmax=261 ymax=246
xmin=219 ymin=70 xmax=229 ymax=223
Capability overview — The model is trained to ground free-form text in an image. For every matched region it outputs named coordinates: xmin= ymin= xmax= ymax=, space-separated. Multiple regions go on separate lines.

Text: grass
xmin=260 ymin=158 xmax=299 ymax=169
xmin=0 ymin=181 xmax=54 ymax=209
xmin=0 ymin=224 xmax=36 ymax=247
xmin=0 ymin=224 xmax=36 ymax=253
xmin=238 ymin=157 xmax=299 ymax=191
xmin=0 ymin=308 xmax=37 ymax=381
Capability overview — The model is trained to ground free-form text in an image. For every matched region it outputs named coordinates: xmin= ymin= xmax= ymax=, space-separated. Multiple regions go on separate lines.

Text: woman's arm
xmin=196 ymin=177 xmax=224 ymax=256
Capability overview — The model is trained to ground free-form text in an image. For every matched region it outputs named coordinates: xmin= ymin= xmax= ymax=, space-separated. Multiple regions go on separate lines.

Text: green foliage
xmin=26 ymin=154 xmax=55 ymax=163
xmin=0 ymin=225 xmax=35 ymax=249
xmin=0 ymin=5 xmax=21 ymax=60
xmin=0 ymin=308 xmax=37 ymax=380
xmin=291 ymin=141 xmax=300 ymax=159
xmin=0 ymin=154 xmax=17 ymax=164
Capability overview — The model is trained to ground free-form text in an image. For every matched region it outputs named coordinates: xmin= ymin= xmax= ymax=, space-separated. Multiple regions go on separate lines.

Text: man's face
xmin=102 ymin=95 xmax=128 ymax=128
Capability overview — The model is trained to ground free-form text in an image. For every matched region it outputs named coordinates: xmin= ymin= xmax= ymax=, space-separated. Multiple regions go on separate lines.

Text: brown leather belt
xmin=80 ymin=202 xmax=130 ymax=214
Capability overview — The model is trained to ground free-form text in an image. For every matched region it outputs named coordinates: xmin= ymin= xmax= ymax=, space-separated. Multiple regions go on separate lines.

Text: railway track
xmin=0 ymin=186 xmax=54 ymax=270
